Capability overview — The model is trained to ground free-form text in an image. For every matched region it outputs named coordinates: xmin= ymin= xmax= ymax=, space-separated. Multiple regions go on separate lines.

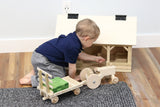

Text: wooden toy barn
xmin=55 ymin=14 xmax=137 ymax=72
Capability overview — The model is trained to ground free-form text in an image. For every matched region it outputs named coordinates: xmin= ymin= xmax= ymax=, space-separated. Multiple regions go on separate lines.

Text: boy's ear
xmin=84 ymin=36 xmax=90 ymax=41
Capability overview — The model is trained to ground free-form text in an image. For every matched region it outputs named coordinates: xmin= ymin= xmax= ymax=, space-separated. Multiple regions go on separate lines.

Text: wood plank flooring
xmin=0 ymin=48 xmax=160 ymax=107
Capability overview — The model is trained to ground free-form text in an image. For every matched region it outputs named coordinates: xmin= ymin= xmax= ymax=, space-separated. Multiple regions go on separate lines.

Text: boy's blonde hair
xmin=76 ymin=18 xmax=100 ymax=39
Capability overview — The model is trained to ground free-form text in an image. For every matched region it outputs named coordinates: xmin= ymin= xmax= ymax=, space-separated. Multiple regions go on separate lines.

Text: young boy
xmin=20 ymin=18 xmax=105 ymax=87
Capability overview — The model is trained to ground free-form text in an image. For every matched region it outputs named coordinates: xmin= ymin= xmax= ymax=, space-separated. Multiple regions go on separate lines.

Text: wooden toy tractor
xmin=80 ymin=66 xmax=119 ymax=89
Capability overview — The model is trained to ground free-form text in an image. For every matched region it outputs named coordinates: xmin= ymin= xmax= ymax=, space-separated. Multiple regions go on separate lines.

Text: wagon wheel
xmin=80 ymin=68 xmax=93 ymax=81
xmin=73 ymin=88 xmax=81 ymax=95
xmin=51 ymin=96 xmax=59 ymax=104
xmin=40 ymin=91 xmax=45 ymax=97
xmin=86 ymin=74 xmax=101 ymax=89
xmin=111 ymin=75 xmax=119 ymax=84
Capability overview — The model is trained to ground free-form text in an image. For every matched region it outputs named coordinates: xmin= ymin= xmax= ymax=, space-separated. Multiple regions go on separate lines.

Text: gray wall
xmin=0 ymin=0 xmax=160 ymax=39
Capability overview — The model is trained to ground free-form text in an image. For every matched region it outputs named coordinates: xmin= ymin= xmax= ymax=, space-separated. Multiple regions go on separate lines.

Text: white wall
xmin=0 ymin=0 xmax=62 ymax=39
xmin=0 ymin=0 xmax=160 ymax=52
xmin=70 ymin=0 xmax=160 ymax=35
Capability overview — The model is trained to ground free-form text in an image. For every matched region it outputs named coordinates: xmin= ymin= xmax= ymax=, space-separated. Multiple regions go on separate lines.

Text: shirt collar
xmin=72 ymin=31 xmax=83 ymax=50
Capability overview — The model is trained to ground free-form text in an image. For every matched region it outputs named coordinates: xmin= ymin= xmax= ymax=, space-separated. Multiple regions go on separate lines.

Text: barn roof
xmin=55 ymin=14 xmax=137 ymax=45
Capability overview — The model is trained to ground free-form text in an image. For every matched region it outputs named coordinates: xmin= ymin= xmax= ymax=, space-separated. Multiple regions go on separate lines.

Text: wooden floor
xmin=0 ymin=48 xmax=160 ymax=107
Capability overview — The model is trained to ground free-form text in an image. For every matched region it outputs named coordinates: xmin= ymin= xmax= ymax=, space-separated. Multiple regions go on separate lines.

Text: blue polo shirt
xmin=35 ymin=32 xmax=82 ymax=67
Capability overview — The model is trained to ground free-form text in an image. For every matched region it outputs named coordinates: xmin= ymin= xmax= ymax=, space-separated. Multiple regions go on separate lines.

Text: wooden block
xmin=49 ymin=77 xmax=69 ymax=93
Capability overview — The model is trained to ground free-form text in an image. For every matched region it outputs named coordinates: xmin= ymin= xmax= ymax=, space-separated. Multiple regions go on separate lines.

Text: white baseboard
xmin=0 ymin=37 xmax=52 ymax=53
xmin=0 ymin=34 xmax=160 ymax=53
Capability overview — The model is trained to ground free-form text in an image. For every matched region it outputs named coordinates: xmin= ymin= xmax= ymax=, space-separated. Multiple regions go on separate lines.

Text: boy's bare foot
xmin=19 ymin=70 xmax=34 ymax=85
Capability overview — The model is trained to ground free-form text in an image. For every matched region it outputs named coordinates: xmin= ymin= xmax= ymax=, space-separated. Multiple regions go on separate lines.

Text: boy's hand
xmin=95 ymin=56 xmax=106 ymax=63
xmin=73 ymin=75 xmax=81 ymax=81
xmin=68 ymin=63 xmax=81 ymax=81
